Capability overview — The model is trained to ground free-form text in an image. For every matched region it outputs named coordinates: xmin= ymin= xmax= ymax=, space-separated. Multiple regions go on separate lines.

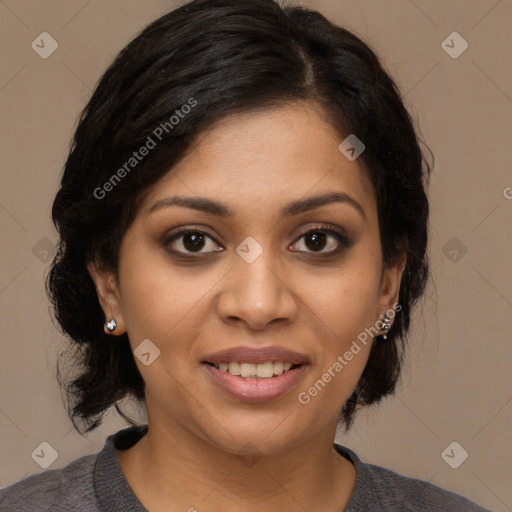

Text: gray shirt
xmin=0 ymin=424 xmax=493 ymax=511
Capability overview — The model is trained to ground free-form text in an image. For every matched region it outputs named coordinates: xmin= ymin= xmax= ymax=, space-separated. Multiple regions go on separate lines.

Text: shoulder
xmin=360 ymin=463 xmax=492 ymax=511
xmin=0 ymin=424 xmax=148 ymax=512
xmin=335 ymin=444 xmax=493 ymax=512
xmin=0 ymin=453 xmax=99 ymax=512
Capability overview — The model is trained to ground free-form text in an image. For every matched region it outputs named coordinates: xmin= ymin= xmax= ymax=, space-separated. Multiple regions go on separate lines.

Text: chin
xmin=197 ymin=410 xmax=312 ymax=458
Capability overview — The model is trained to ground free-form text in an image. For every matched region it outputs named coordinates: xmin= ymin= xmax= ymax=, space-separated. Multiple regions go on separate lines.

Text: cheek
xmin=306 ymin=276 xmax=377 ymax=330
xmin=296 ymin=256 xmax=381 ymax=403
xmin=119 ymin=244 xmax=235 ymax=375
xmin=116 ymin=249 xmax=210 ymax=406
xmin=304 ymin=258 xmax=382 ymax=340
xmin=117 ymin=244 xmax=219 ymax=349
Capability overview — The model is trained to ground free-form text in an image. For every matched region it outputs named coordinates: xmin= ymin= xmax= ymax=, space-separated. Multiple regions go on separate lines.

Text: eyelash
xmin=162 ymin=223 xmax=351 ymax=258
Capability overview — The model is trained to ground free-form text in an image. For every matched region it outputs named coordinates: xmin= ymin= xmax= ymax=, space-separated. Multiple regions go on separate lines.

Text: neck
xmin=117 ymin=418 xmax=356 ymax=512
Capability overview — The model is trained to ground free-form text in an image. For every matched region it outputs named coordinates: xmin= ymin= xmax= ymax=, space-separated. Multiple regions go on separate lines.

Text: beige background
xmin=0 ymin=0 xmax=511 ymax=510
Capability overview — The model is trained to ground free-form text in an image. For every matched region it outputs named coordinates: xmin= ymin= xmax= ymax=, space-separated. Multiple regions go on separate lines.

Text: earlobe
xmin=86 ymin=259 xmax=126 ymax=335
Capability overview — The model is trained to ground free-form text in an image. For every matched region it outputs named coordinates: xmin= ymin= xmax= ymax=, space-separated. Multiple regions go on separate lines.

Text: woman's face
xmin=90 ymin=101 xmax=405 ymax=456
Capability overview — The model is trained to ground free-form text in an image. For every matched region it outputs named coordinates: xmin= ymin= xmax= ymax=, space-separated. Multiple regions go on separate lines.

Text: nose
xmin=216 ymin=248 xmax=298 ymax=331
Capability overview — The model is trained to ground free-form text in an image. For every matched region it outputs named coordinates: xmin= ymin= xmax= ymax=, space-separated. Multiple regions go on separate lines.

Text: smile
xmin=202 ymin=362 xmax=308 ymax=402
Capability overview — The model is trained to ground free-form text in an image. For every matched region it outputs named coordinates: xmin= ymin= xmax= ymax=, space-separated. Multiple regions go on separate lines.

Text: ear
xmin=377 ymin=250 xmax=407 ymax=315
xmin=86 ymin=258 xmax=126 ymax=335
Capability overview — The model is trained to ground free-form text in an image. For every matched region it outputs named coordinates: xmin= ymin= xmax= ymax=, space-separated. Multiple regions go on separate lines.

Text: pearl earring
xmin=106 ymin=318 xmax=117 ymax=332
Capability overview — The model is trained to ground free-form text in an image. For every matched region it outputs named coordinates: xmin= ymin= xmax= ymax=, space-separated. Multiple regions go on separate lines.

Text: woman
xmin=0 ymin=0 xmax=493 ymax=510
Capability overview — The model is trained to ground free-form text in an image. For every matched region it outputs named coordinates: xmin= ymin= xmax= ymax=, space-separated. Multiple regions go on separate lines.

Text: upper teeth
xmin=215 ymin=361 xmax=294 ymax=378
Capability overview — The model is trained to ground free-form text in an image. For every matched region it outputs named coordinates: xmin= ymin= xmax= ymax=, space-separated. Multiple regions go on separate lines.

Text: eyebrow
xmin=148 ymin=191 xmax=366 ymax=221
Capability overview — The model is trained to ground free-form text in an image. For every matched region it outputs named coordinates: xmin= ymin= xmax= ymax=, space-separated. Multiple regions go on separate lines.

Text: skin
xmin=88 ymin=100 xmax=406 ymax=512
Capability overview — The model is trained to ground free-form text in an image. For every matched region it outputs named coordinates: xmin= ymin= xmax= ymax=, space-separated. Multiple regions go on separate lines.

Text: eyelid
xmin=164 ymin=224 xmax=219 ymax=239
xmin=293 ymin=222 xmax=348 ymax=241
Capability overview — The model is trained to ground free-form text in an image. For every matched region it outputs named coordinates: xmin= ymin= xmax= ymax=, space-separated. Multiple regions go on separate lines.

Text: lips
xmin=202 ymin=345 xmax=310 ymax=402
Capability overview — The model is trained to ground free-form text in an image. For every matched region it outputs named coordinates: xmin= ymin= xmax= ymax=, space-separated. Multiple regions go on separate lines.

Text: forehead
xmin=141 ymin=101 xmax=376 ymax=220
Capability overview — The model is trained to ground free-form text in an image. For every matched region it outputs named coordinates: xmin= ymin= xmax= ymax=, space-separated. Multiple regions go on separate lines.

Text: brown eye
xmin=304 ymin=231 xmax=328 ymax=251
xmin=181 ymin=232 xmax=207 ymax=252
xmin=164 ymin=229 xmax=223 ymax=255
xmin=290 ymin=226 xmax=351 ymax=255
